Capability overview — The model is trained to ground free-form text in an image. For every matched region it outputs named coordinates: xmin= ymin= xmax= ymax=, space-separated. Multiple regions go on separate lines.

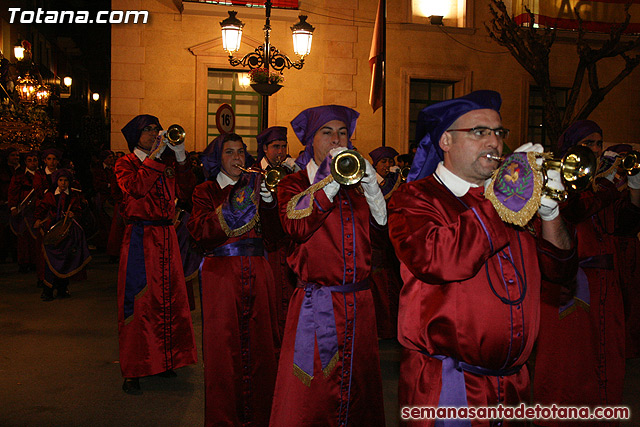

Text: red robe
xmin=370 ymin=177 xmax=403 ymax=339
xmin=188 ymin=178 xmax=280 ymax=427
xmin=115 ymin=153 xmax=197 ymax=378
xmin=91 ymin=164 xmax=115 ymax=250
xmin=387 ymin=176 xmax=575 ymax=426
xmin=107 ymin=169 xmax=125 ymax=258
xmin=269 ymin=170 xmax=386 ymax=427
xmin=8 ymin=170 xmax=38 ymax=266
xmin=533 ymin=180 xmax=640 ymax=424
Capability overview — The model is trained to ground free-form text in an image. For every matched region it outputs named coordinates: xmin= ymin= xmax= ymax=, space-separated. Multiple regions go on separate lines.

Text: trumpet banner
xmin=513 ymin=0 xmax=640 ymax=33
xmin=485 ymin=152 xmax=544 ymax=227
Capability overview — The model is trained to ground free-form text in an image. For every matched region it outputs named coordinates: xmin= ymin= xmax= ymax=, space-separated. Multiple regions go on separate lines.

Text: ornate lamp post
xmin=220 ymin=0 xmax=314 ymax=130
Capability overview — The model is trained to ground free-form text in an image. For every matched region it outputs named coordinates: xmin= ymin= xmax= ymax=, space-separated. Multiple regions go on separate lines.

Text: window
xmin=409 ymin=79 xmax=455 ymax=145
xmin=411 ymin=0 xmax=468 ymax=27
xmin=527 ymin=86 xmax=569 ymax=150
xmin=207 ymin=69 xmax=261 ymax=153
xmin=183 ymin=0 xmax=298 ymax=8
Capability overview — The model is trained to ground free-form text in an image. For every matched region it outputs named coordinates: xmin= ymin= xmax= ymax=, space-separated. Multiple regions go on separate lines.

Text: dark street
xmin=0 ymin=253 xmax=638 ymax=426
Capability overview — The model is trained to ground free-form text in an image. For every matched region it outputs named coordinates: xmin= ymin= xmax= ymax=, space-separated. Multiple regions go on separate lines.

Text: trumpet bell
xmin=542 ymin=145 xmax=597 ymax=201
xmin=166 ymin=124 xmax=185 ymax=146
xmin=400 ymin=166 xmax=410 ymax=181
xmin=622 ymin=151 xmax=640 ymax=176
xmin=331 ymin=150 xmax=366 ymax=186
xmin=265 ymin=167 xmax=287 ymax=192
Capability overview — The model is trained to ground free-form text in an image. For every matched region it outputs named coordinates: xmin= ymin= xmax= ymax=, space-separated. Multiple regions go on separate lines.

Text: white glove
xmin=162 ymin=131 xmax=187 ymax=163
xmin=329 ymin=146 xmax=348 ymax=158
xmin=361 ymin=157 xmax=387 ymax=226
xmin=539 ymin=169 xmax=563 ymax=221
xmin=515 ymin=142 xmax=545 ymax=166
xmin=628 ymin=173 xmax=640 ymax=190
xmin=599 ymin=151 xmax=619 ymax=183
xmin=514 ymin=142 xmax=544 ymax=154
xmin=283 ymin=157 xmax=298 ymax=171
xmin=389 ymin=166 xmax=400 ymax=173
xmin=322 ymin=180 xmax=340 ymax=202
xmin=149 ymin=134 xmax=167 ymax=160
xmin=260 ymin=180 xmax=273 ymax=203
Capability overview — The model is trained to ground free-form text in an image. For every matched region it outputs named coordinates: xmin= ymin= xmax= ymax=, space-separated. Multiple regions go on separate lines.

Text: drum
xmin=43 ymin=219 xmax=72 ymax=246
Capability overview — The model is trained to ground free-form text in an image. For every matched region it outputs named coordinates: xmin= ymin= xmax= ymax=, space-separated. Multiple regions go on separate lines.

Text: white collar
xmin=55 ymin=188 xmax=70 ymax=196
xmin=25 ymin=168 xmax=35 ymax=175
xmin=45 ymin=167 xmax=55 ymax=175
xmin=133 ymin=148 xmax=148 ymax=163
xmin=434 ymin=162 xmax=479 ymax=197
xmin=103 ymin=162 xmax=111 ymax=169
xmin=260 ymin=157 xmax=270 ymax=170
xmin=216 ymin=171 xmax=238 ymax=189
xmin=306 ymin=159 xmax=319 ymax=183
xmin=376 ymin=172 xmax=384 ymax=184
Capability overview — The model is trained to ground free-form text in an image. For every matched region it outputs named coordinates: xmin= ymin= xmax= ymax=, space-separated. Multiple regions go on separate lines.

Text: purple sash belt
xmin=126 ymin=219 xmax=173 ymax=226
xmin=204 ymin=238 xmax=264 ymax=257
xmin=559 ymin=254 xmax=613 ymax=315
xmin=419 ymin=350 xmax=522 ymax=427
xmin=293 ymin=279 xmax=369 ymax=386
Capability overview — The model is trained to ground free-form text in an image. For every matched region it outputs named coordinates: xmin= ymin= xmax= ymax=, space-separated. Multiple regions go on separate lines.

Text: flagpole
xmin=381 ymin=0 xmax=386 ymax=147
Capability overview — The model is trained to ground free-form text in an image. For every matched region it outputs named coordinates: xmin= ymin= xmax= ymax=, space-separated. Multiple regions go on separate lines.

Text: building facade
xmin=110 ymin=0 xmax=640 ymax=157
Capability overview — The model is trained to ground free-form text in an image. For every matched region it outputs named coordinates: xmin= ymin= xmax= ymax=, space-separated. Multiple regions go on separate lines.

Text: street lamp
xmin=220 ymin=0 xmax=314 ymax=130
xmin=63 ymin=76 xmax=72 ymax=87
xmin=92 ymin=92 xmax=100 ymax=101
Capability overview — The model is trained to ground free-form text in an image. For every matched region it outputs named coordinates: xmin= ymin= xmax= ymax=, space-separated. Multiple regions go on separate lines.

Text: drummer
xmin=34 ymin=169 xmax=91 ymax=301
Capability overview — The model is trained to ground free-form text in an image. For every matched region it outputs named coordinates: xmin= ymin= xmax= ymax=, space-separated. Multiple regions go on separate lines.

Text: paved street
xmin=0 ymin=252 xmax=638 ymax=426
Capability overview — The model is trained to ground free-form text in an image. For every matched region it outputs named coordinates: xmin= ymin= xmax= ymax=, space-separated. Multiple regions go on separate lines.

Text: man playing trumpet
xmin=533 ymin=120 xmax=640 ymax=421
xmin=269 ymin=105 xmax=387 ymax=426
xmin=187 ymin=132 xmax=280 ymax=426
xmin=115 ymin=114 xmax=197 ymax=395
xmin=388 ymin=90 xmax=577 ymax=425
xmin=256 ymin=126 xmax=300 ymax=340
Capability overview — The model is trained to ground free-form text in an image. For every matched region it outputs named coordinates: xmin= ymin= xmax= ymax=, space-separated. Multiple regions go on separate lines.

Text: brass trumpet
xmin=486 ymin=145 xmax=597 ymax=201
xmin=400 ymin=166 xmax=410 ymax=182
xmin=234 ymin=164 xmax=286 ymax=192
xmin=331 ymin=149 xmax=366 ymax=185
xmin=621 ymin=150 xmax=640 ymax=176
xmin=165 ymin=124 xmax=185 ymax=146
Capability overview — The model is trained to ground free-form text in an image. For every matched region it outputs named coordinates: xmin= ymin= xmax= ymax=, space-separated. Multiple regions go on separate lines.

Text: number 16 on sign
xmin=216 ymin=103 xmax=235 ymax=134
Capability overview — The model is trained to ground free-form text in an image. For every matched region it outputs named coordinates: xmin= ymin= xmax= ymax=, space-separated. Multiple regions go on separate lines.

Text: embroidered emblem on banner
xmin=164 ymin=167 xmax=175 ymax=179
xmin=485 ymin=152 xmax=543 ymax=227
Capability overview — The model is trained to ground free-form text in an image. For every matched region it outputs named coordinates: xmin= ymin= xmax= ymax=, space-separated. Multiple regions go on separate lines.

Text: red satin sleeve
xmin=276 ymin=170 xmax=336 ymax=243
xmin=115 ymin=156 xmax=165 ymax=200
xmin=187 ymin=180 xmax=230 ymax=250
xmin=388 ymin=178 xmax=510 ymax=284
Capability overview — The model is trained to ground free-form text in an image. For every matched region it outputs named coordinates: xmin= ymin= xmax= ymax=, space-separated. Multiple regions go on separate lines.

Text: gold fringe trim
xmin=383 ymin=176 xmax=402 ymax=200
xmin=124 ymin=285 xmax=148 ymax=325
xmin=42 ymin=245 xmax=92 ymax=279
xmin=558 ymin=297 xmax=590 ymax=320
xmin=215 ymin=190 xmax=260 ymax=237
xmin=286 ymin=175 xmax=335 ymax=219
xmin=485 ymin=152 xmax=543 ymax=227
xmin=322 ymin=351 xmax=339 ymax=378
xmin=185 ymin=269 xmax=199 ymax=283
xmin=293 ymin=363 xmax=313 ymax=387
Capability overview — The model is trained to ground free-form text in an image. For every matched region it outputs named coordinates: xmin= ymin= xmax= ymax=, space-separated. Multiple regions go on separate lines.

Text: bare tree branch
xmin=486 ymin=0 xmax=640 ymax=145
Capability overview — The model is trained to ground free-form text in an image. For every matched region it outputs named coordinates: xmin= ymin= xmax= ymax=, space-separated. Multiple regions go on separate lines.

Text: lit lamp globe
xmin=35 ymin=86 xmax=51 ymax=106
xmin=14 ymin=45 xmax=25 ymax=61
xmin=63 ymin=76 xmax=72 ymax=87
xmin=220 ymin=11 xmax=244 ymax=55
xmin=291 ymin=15 xmax=315 ymax=57
xmin=16 ymin=74 xmax=38 ymax=103
xmin=92 ymin=93 xmax=100 ymax=101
